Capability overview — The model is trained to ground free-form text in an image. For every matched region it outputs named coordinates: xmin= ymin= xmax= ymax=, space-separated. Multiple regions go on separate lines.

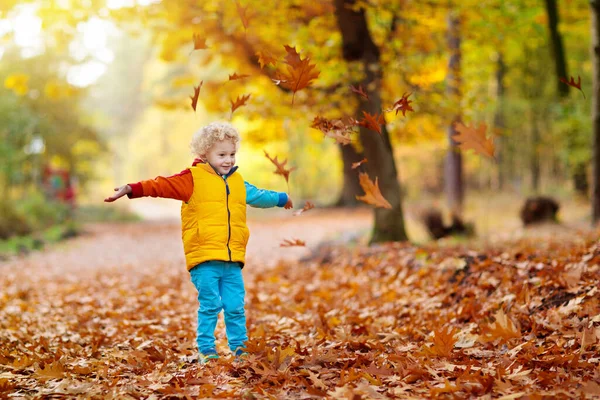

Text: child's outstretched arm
xmin=245 ymin=181 xmax=293 ymax=209
xmin=104 ymin=170 xmax=194 ymax=203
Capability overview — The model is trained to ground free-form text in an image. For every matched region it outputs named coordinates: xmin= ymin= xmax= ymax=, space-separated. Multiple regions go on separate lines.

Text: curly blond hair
xmin=190 ymin=122 xmax=241 ymax=159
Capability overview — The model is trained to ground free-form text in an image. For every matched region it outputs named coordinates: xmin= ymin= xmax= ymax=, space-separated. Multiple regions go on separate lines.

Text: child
xmin=105 ymin=122 xmax=293 ymax=363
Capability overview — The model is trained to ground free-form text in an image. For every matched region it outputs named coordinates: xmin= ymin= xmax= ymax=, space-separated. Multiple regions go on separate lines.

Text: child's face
xmin=204 ymin=139 xmax=236 ymax=175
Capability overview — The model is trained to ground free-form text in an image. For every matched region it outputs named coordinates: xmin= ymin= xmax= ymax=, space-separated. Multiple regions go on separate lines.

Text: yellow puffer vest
xmin=181 ymin=164 xmax=249 ymax=270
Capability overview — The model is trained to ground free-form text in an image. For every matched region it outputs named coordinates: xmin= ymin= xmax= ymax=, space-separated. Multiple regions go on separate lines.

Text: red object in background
xmin=42 ymin=165 xmax=76 ymax=207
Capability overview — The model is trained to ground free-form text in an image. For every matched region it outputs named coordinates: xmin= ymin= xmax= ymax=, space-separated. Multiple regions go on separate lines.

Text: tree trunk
xmin=494 ymin=53 xmax=506 ymax=190
xmin=334 ymin=143 xmax=364 ymax=207
xmin=545 ymin=0 xmax=569 ymax=97
xmin=445 ymin=11 xmax=464 ymax=216
xmin=530 ymin=109 xmax=541 ymax=193
xmin=334 ymin=0 xmax=408 ymax=242
xmin=591 ymin=0 xmax=600 ymax=224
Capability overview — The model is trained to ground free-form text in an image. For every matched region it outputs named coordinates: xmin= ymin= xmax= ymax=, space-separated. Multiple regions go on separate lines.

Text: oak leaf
xmin=358 ymin=111 xmax=385 ymax=135
xmin=276 ymin=45 xmax=320 ymax=104
xmin=34 ymin=361 xmax=65 ymax=379
xmin=480 ymin=309 xmax=521 ymax=343
xmin=350 ymin=84 xmax=369 ymax=100
xmin=560 ymin=75 xmax=585 ymax=99
xmin=293 ymin=201 xmax=315 ymax=216
xmin=191 ymin=33 xmax=208 ymax=52
xmin=264 ymin=150 xmax=296 ymax=183
xmin=280 ymin=238 xmax=306 ymax=247
xmin=356 ymin=172 xmax=392 ymax=209
xmin=310 ymin=116 xmax=354 ymax=145
xmin=388 ymin=92 xmax=414 ymax=116
xmin=426 ymin=326 xmax=458 ymax=357
xmin=229 ymin=72 xmax=250 ymax=81
xmin=189 ymin=81 xmax=203 ymax=112
xmin=235 ymin=0 xmax=252 ymax=31
xmin=352 ymin=158 xmax=368 ymax=169
xmin=453 ymin=121 xmax=495 ymax=159
xmin=230 ymin=93 xmax=251 ymax=116
xmin=256 ymin=50 xmax=278 ymax=69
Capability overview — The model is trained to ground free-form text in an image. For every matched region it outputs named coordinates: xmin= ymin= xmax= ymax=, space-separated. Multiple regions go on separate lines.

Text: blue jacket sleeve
xmin=245 ymin=181 xmax=288 ymax=208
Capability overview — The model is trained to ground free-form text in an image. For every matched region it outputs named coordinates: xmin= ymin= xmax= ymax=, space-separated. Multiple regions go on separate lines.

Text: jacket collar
xmin=192 ymin=158 xmax=238 ymax=178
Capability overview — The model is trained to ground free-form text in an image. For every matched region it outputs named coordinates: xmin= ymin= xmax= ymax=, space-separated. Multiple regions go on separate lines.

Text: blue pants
xmin=189 ymin=261 xmax=248 ymax=353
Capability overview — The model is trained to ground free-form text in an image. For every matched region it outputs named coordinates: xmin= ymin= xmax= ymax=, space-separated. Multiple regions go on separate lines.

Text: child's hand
xmin=284 ymin=196 xmax=293 ymax=209
xmin=104 ymin=185 xmax=132 ymax=202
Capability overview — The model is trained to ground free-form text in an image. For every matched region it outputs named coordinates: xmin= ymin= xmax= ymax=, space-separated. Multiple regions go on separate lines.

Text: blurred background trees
xmin=0 ymin=0 xmax=594 ymax=245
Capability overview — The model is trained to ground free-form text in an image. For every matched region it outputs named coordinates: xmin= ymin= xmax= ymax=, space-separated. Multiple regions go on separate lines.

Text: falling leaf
xmin=256 ymin=50 xmax=278 ymax=69
xmin=264 ymin=150 xmax=296 ymax=183
xmin=235 ymin=0 xmax=252 ymax=31
xmin=453 ymin=121 xmax=495 ymax=159
xmin=230 ymin=93 xmax=251 ymax=116
xmin=310 ymin=116 xmax=355 ymax=145
xmin=275 ymin=45 xmax=320 ymax=104
xmin=189 ymin=81 xmax=203 ymax=112
xmin=191 ymin=33 xmax=208 ymax=52
xmin=351 ymin=158 xmax=368 ymax=169
xmin=229 ymin=72 xmax=250 ymax=81
xmin=350 ymin=84 xmax=369 ymax=100
xmin=356 ymin=172 xmax=392 ymax=209
xmin=358 ymin=111 xmax=385 ymax=135
xmin=293 ymin=201 xmax=315 ymax=216
xmin=560 ymin=75 xmax=585 ymax=99
xmin=280 ymin=238 xmax=306 ymax=247
xmin=387 ymin=92 xmax=414 ymax=116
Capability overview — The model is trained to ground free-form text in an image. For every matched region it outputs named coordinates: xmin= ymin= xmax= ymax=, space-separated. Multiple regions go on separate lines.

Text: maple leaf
xmin=229 ymin=72 xmax=250 ymax=81
xmin=387 ymin=92 xmax=414 ymax=116
xmin=191 ymin=33 xmax=208 ymax=52
xmin=358 ymin=111 xmax=385 ymax=135
xmin=235 ymin=0 xmax=252 ymax=31
xmin=189 ymin=81 xmax=203 ymax=112
xmin=356 ymin=172 xmax=392 ymax=209
xmin=310 ymin=116 xmax=355 ymax=145
xmin=350 ymin=84 xmax=369 ymax=100
xmin=256 ymin=50 xmax=278 ymax=69
xmin=264 ymin=150 xmax=296 ymax=183
xmin=230 ymin=93 xmax=251 ymax=117
xmin=453 ymin=121 xmax=495 ymax=159
xmin=276 ymin=45 xmax=320 ymax=104
xmin=293 ymin=201 xmax=315 ymax=216
xmin=351 ymin=158 xmax=368 ymax=169
xmin=559 ymin=75 xmax=585 ymax=99
xmin=280 ymin=238 xmax=306 ymax=247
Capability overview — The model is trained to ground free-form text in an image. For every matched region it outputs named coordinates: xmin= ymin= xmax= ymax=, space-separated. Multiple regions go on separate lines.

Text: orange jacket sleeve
xmin=127 ymin=169 xmax=194 ymax=202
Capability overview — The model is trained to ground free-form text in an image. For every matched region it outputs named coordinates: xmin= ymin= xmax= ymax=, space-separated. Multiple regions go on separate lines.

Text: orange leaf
xmin=189 ymin=81 xmax=203 ymax=112
xmin=356 ymin=172 xmax=392 ymax=209
xmin=230 ymin=93 xmax=251 ymax=116
xmin=453 ymin=121 xmax=495 ymax=159
xmin=229 ymin=72 xmax=250 ymax=81
xmin=351 ymin=158 xmax=368 ymax=169
xmin=358 ymin=111 xmax=385 ymax=135
xmin=350 ymin=84 xmax=369 ymax=100
xmin=280 ymin=238 xmax=306 ymax=247
xmin=293 ymin=201 xmax=315 ymax=216
xmin=34 ymin=361 xmax=65 ymax=379
xmin=191 ymin=33 xmax=208 ymax=52
xmin=276 ymin=45 xmax=320 ymax=104
xmin=264 ymin=150 xmax=296 ymax=183
xmin=479 ymin=309 xmax=521 ymax=343
xmin=310 ymin=116 xmax=355 ymax=145
xmin=256 ymin=50 xmax=278 ymax=69
xmin=560 ymin=75 xmax=585 ymax=99
xmin=428 ymin=326 xmax=458 ymax=357
xmin=388 ymin=92 xmax=414 ymax=116
xmin=235 ymin=0 xmax=252 ymax=31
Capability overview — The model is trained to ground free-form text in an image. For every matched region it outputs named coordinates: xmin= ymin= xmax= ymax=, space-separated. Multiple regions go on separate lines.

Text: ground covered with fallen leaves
xmin=1 ymin=211 xmax=599 ymax=399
